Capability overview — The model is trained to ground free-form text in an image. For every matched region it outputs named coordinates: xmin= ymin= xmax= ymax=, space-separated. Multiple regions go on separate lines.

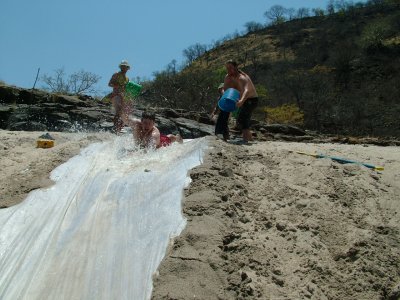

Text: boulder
xmin=263 ymin=124 xmax=306 ymax=136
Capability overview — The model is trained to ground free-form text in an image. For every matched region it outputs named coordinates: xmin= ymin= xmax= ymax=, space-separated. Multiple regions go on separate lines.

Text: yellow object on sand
xmin=37 ymin=139 xmax=54 ymax=149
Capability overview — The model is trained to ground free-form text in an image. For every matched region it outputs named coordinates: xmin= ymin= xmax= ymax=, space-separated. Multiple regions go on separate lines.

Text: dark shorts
xmin=215 ymin=110 xmax=230 ymax=137
xmin=237 ymin=97 xmax=258 ymax=130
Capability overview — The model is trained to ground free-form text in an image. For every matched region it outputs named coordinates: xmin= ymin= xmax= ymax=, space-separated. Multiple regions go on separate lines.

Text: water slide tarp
xmin=0 ymin=136 xmax=206 ymax=300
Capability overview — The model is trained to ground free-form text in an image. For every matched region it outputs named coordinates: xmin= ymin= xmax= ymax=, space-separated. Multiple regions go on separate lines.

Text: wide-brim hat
xmin=119 ymin=60 xmax=130 ymax=69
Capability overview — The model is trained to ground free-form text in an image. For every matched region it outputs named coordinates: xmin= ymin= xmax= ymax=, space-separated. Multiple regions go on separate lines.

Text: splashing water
xmin=0 ymin=135 xmax=207 ymax=300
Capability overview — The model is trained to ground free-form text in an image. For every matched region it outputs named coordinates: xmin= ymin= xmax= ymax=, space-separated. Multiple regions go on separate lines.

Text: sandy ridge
xmin=0 ymin=131 xmax=399 ymax=299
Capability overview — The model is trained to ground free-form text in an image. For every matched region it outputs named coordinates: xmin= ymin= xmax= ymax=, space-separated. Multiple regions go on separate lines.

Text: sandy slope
xmin=0 ymin=130 xmax=112 ymax=208
xmin=152 ymin=138 xmax=400 ymax=300
xmin=0 ymin=131 xmax=399 ymax=299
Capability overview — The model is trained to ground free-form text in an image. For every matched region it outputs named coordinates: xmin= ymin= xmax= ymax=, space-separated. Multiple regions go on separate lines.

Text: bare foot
xmin=176 ymin=134 xmax=183 ymax=143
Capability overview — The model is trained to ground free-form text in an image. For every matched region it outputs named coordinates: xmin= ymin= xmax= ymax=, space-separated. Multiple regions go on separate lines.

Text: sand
xmin=1 ymin=130 xmax=399 ymax=299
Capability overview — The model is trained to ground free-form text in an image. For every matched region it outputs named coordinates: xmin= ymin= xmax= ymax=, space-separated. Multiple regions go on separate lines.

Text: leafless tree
xmin=41 ymin=67 xmax=101 ymax=95
xmin=264 ymin=5 xmax=287 ymax=25
xmin=244 ymin=21 xmax=264 ymax=33
xmin=297 ymin=7 xmax=310 ymax=19
xmin=327 ymin=0 xmax=336 ymax=14
xmin=286 ymin=8 xmax=297 ymax=20
xmin=183 ymin=43 xmax=208 ymax=64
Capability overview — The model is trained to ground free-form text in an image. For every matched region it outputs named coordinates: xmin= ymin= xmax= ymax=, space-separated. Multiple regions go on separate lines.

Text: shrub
xmin=264 ymin=103 xmax=304 ymax=126
xmin=359 ymin=19 xmax=392 ymax=51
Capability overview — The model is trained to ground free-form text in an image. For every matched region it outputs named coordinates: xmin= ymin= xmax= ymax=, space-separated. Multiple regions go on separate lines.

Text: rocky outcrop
xmin=2 ymin=84 xmax=398 ymax=145
xmin=0 ymin=84 xmax=302 ymax=140
xmin=0 ymin=85 xmax=112 ymax=132
xmin=0 ymin=85 xmax=216 ymax=138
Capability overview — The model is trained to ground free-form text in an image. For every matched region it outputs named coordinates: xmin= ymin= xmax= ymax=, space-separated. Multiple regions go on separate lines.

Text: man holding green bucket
xmin=108 ymin=60 xmax=131 ymax=133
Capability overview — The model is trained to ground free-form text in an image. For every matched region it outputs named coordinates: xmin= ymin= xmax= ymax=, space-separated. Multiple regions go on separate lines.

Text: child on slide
xmin=121 ymin=110 xmax=182 ymax=149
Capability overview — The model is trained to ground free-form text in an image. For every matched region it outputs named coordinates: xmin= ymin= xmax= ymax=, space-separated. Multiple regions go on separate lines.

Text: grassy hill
xmin=143 ymin=1 xmax=400 ymax=137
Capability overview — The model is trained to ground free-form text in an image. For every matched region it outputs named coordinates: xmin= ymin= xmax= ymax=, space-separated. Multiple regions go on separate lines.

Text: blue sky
xmin=1 ymin=0 xmax=348 ymax=94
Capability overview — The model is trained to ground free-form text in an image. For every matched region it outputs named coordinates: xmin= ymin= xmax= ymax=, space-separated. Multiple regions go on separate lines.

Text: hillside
xmin=144 ymin=2 xmax=400 ymax=137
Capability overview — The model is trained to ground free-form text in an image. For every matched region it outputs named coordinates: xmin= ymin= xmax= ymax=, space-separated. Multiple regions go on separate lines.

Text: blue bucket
xmin=218 ymin=88 xmax=240 ymax=112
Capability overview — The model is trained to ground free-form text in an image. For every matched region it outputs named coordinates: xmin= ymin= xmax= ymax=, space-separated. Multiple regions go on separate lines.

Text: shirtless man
xmin=224 ymin=60 xmax=259 ymax=143
xmin=121 ymin=111 xmax=182 ymax=149
xmin=108 ymin=60 xmax=130 ymax=133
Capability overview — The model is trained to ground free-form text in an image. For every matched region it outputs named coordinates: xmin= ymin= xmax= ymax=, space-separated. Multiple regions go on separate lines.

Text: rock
xmin=0 ymin=85 xmax=218 ymax=136
xmin=276 ymin=222 xmax=287 ymax=231
xmin=263 ymin=124 xmax=306 ymax=136
xmin=388 ymin=283 xmax=400 ymax=300
xmin=174 ymin=117 xmax=214 ymax=138
xmin=9 ymin=121 xmax=47 ymax=131
xmin=219 ymin=168 xmax=234 ymax=177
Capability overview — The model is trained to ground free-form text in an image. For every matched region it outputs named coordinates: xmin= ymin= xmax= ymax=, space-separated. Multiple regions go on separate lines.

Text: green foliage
xmin=144 ymin=66 xmax=222 ymax=111
xmin=143 ymin=1 xmax=400 ymax=137
xmin=264 ymin=103 xmax=304 ymax=126
xmin=359 ymin=19 xmax=392 ymax=51
xmin=255 ymin=84 xmax=268 ymax=99
xmin=214 ymin=67 xmax=226 ymax=83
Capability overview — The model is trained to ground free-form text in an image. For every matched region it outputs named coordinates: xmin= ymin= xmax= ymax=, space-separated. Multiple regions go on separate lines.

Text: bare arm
xmin=236 ymin=74 xmax=256 ymax=107
xmin=108 ymin=73 xmax=118 ymax=88
xmin=151 ymin=129 xmax=161 ymax=149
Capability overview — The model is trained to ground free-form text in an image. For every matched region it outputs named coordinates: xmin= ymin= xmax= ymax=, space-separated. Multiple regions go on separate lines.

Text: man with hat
xmin=108 ymin=60 xmax=131 ymax=133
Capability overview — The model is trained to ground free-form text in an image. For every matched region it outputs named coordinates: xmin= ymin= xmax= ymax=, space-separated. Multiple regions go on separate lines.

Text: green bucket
xmin=125 ymin=81 xmax=142 ymax=99
xmin=232 ymin=108 xmax=241 ymax=119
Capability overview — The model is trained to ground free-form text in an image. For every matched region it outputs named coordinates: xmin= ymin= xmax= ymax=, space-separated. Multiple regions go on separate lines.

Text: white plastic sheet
xmin=0 ymin=136 xmax=206 ymax=300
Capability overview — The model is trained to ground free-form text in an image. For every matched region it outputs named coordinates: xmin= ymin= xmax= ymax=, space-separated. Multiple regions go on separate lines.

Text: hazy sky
xmin=1 ymin=0 xmax=349 ymax=94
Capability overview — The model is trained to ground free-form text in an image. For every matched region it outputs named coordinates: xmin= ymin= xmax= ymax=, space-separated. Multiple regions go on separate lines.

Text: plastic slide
xmin=0 ymin=136 xmax=206 ymax=300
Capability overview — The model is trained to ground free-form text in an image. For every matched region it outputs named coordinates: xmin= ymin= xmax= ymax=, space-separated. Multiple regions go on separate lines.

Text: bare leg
xmin=242 ymin=129 xmax=253 ymax=142
xmin=112 ymin=95 xmax=123 ymax=133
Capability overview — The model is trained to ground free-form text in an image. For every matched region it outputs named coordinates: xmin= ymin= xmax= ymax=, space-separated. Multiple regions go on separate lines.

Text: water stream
xmin=0 ymin=135 xmax=206 ymax=300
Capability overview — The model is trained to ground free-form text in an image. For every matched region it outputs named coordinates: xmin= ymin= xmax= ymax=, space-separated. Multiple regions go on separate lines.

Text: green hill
xmin=143 ymin=1 xmax=400 ymax=137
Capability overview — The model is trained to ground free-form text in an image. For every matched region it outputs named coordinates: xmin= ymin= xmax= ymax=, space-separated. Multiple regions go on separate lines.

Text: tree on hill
xmin=143 ymin=0 xmax=400 ymax=137
xmin=183 ymin=43 xmax=208 ymax=65
xmin=264 ymin=5 xmax=287 ymax=25
xmin=41 ymin=68 xmax=101 ymax=95
xmin=244 ymin=21 xmax=264 ymax=33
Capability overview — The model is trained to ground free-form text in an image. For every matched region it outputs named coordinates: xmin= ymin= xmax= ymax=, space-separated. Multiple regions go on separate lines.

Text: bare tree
xmin=244 ymin=21 xmax=264 ymax=33
xmin=183 ymin=43 xmax=208 ymax=64
xmin=286 ymin=8 xmax=297 ymax=20
xmin=166 ymin=59 xmax=178 ymax=75
xmin=335 ymin=0 xmax=350 ymax=12
xmin=297 ymin=7 xmax=310 ymax=19
xmin=41 ymin=68 xmax=70 ymax=94
xmin=264 ymin=5 xmax=287 ymax=25
xmin=41 ymin=67 xmax=101 ymax=95
xmin=327 ymin=0 xmax=336 ymax=14
xmin=312 ymin=8 xmax=325 ymax=17
xmin=69 ymin=70 xmax=101 ymax=94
